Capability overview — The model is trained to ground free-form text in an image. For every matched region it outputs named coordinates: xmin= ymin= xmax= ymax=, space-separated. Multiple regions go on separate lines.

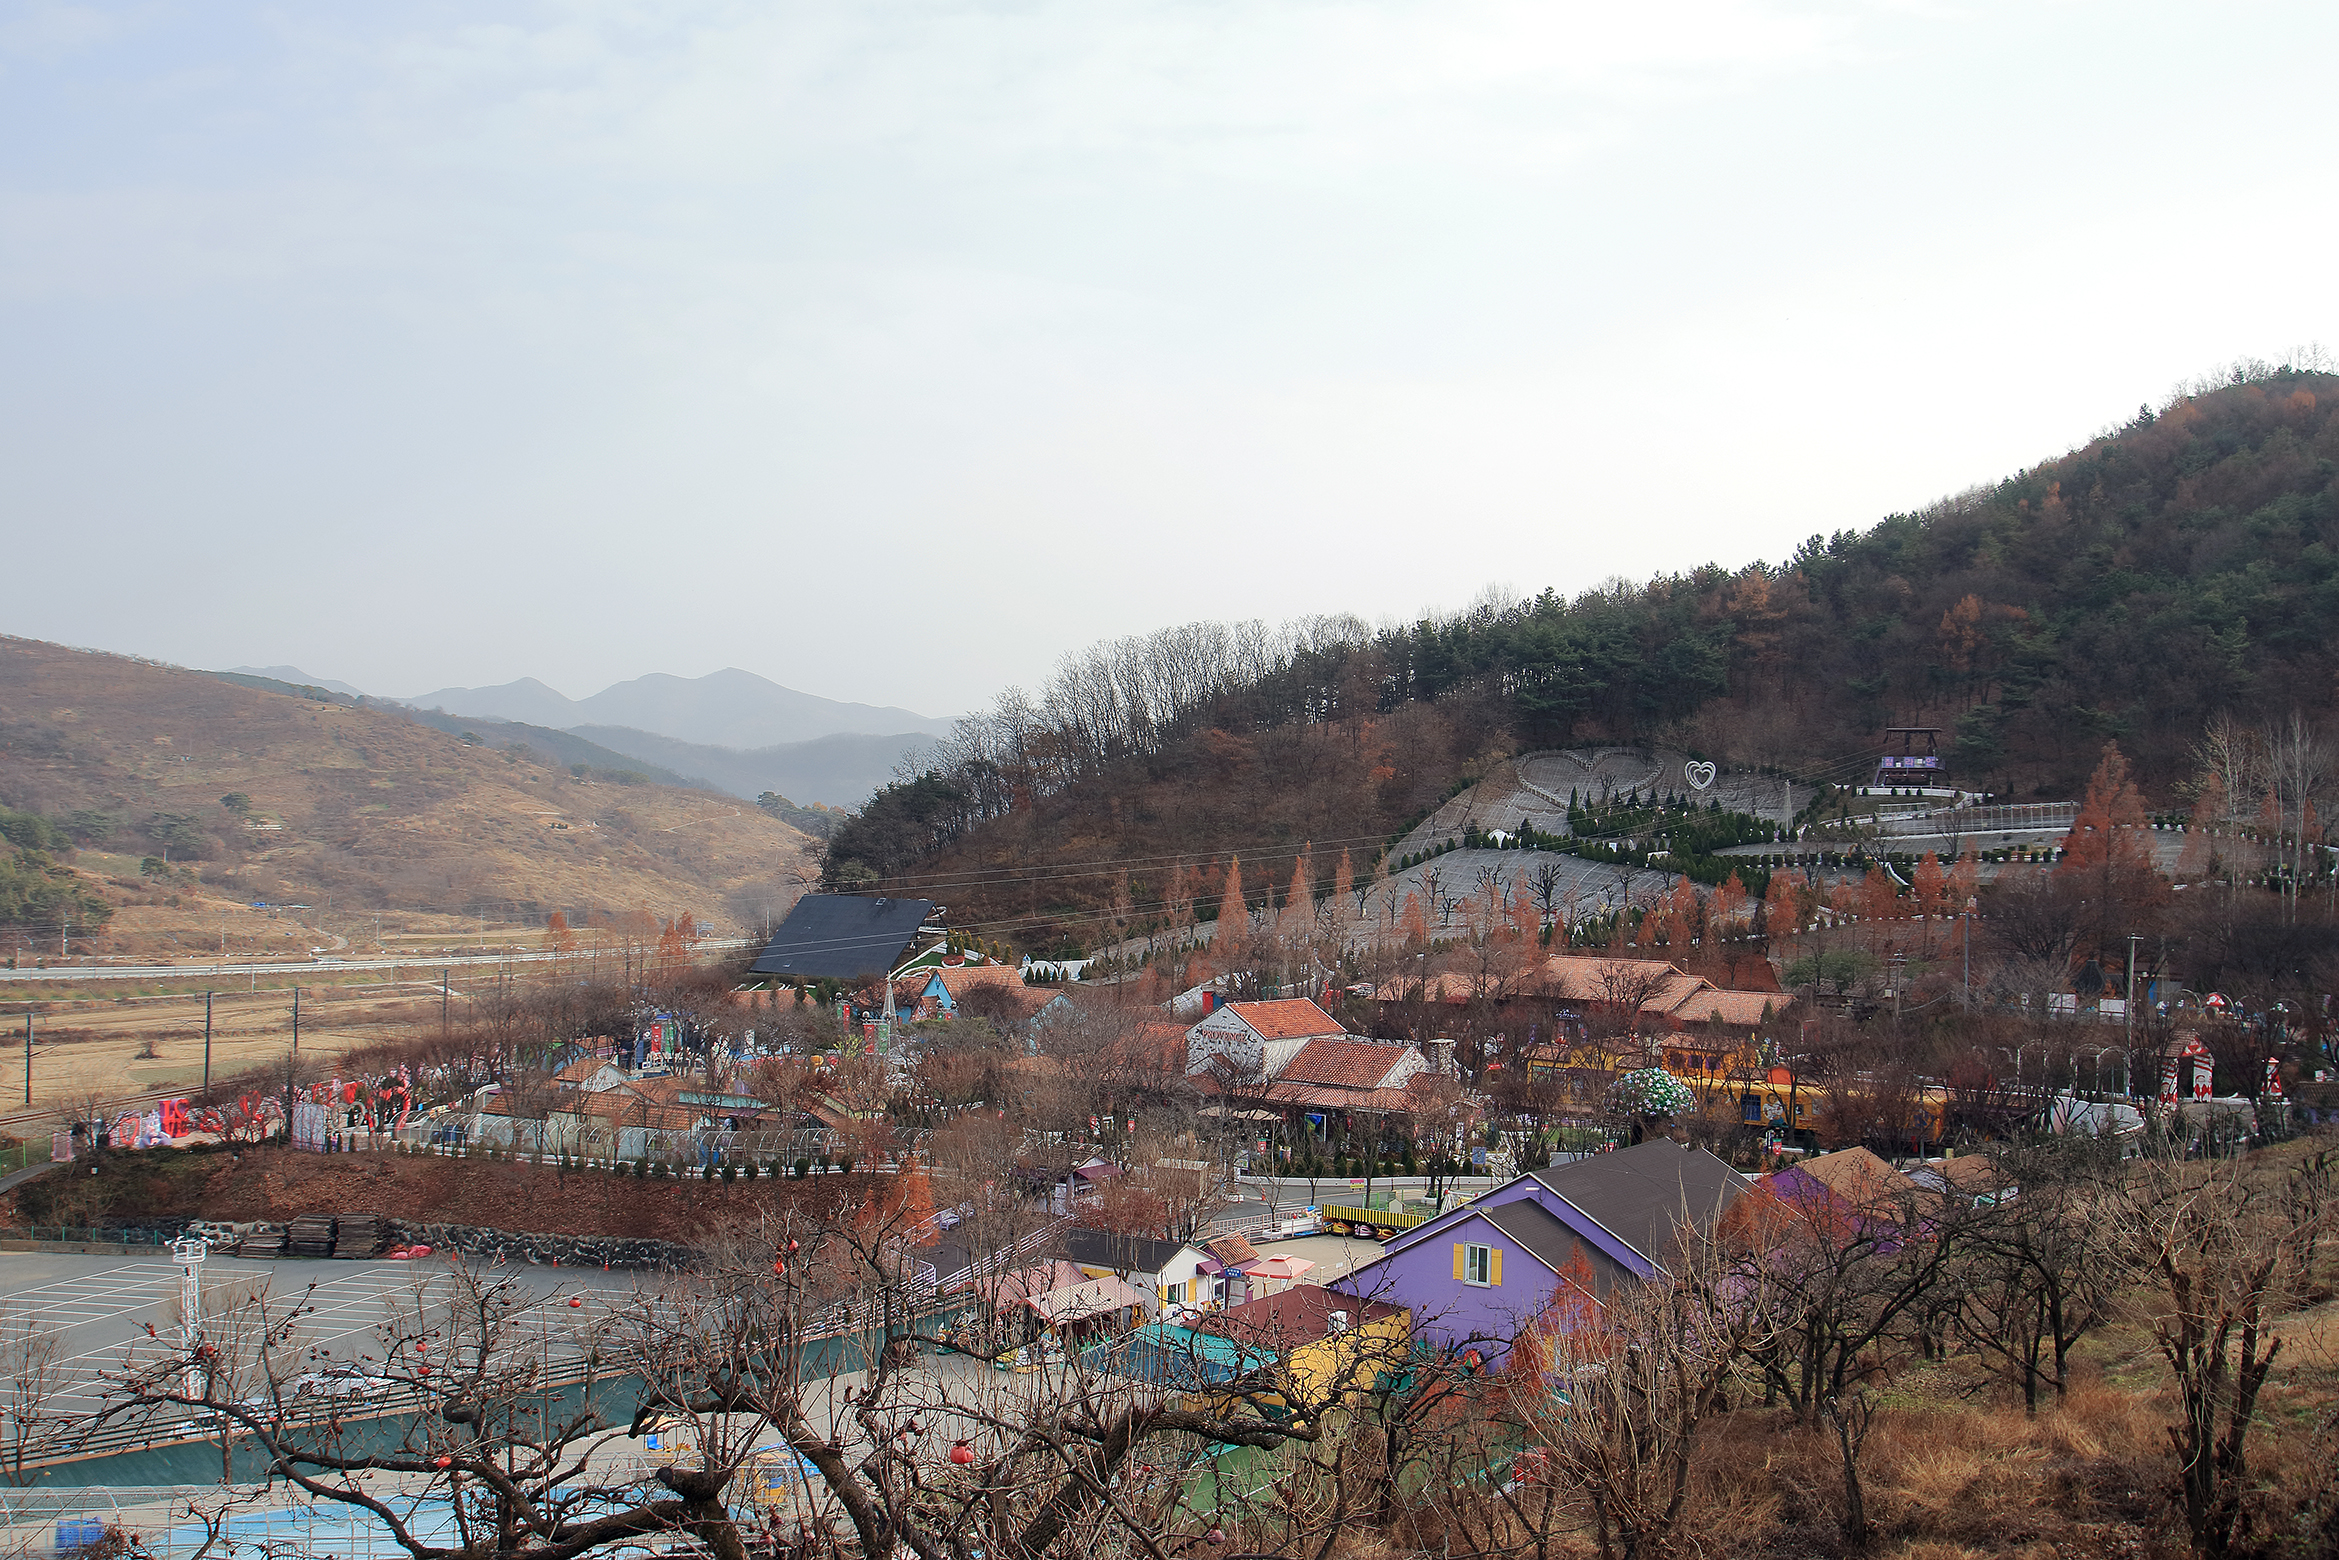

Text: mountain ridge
xmin=405 ymin=666 xmax=955 ymax=749
xmin=566 ymin=724 xmax=942 ymax=809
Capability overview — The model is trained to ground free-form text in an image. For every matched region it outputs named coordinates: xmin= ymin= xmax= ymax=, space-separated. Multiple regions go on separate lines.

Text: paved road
xmin=1 ymin=940 xmax=758 ymax=985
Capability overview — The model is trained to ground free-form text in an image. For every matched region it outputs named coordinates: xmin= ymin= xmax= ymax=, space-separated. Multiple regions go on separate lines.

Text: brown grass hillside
xmin=0 ymin=637 xmax=813 ymax=944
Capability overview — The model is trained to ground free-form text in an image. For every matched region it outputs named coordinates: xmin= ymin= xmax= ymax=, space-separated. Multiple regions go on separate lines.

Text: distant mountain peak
xmin=398 ymin=668 xmax=955 ymax=751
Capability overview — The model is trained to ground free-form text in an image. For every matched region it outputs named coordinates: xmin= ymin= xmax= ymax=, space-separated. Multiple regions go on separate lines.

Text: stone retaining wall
xmin=178 ymin=1217 xmax=697 ymax=1269
xmin=388 ymin=1220 xmax=695 ymax=1270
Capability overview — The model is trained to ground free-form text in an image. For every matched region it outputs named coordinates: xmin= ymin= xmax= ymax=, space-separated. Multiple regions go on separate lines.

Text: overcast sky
xmin=4 ymin=1 xmax=2332 ymax=720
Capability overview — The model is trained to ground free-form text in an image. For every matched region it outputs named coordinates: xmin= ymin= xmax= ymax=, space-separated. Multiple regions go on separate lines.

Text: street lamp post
xmin=170 ymin=1234 xmax=208 ymax=1404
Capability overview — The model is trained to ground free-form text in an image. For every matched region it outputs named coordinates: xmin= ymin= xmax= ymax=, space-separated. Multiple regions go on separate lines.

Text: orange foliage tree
xmin=1711 ymin=871 xmax=1749 ymax=932
xmin=1762 ymin=868 xmax=1806 ymax=934
xmin=1911 ymin=851 xmax=1945 ymax=916
xmin=1214 ymin=856 xmax=1249 ymax=966
xmin=1858 ymin=866 xmax=1900 ymax=922
xmin=2055 ymin=743 xmax=2169 ymax=957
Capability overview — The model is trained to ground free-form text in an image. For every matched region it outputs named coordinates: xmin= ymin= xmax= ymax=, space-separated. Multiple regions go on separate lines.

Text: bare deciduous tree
xmin=2119 ymin=1147 xmax=2335 ymax=1557
xmin=0 ymin=1308 xmax=66 ymax=1486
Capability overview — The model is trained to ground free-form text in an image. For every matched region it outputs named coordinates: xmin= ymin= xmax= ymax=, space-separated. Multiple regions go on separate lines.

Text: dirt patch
xmin=3 ymin=1146 xmax=876 ymax=1243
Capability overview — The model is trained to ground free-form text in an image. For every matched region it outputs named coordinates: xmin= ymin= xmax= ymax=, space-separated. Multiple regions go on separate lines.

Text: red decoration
xmin=568 ymin=1297 xmax=584 ymax=1308
xmin=433 ymin=1456 xmax=452 ymax=1469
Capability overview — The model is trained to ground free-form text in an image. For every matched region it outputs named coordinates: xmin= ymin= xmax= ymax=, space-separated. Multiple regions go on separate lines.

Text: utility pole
xmin=22 ymin=1008 xmax=31 ymax=1107
xmin=283 ymin=985 xmax=301 ymax=1145
xmin=203 ymin=990 xmax=214 ymax=1096
xmin=441 ymin=969 xmax=450 ymax=1035
xmin=2125 ymin=932 xmax=2141 ymax=1054
xmin=1962 ymin=900 xmax=1975 ymax=1010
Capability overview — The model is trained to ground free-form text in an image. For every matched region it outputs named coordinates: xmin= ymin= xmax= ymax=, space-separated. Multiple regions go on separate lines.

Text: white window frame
xmin=1165 ymin=1282 xmax=1187 ymax=1306
xmin=1463 ymin=1243 xmax=1492 ymax=1286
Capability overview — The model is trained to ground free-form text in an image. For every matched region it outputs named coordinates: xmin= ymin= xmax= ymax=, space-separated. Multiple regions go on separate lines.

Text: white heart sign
xmin=1684 ymin=761 xmax=1716 ymax=791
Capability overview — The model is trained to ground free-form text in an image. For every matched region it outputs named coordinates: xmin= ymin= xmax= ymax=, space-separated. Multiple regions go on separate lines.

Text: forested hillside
xmin=827 ymin=361 xmax=2339 ymax=950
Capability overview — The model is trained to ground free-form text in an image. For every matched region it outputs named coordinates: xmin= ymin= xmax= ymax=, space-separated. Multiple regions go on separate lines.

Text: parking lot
xmin=0 ymin=1250 xmax=643 ymax=1431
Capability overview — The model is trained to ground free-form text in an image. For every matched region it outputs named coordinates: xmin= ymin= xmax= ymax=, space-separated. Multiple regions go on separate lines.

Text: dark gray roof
xmin=1531 ymin=1140 xmax=1750 ymax=1270
xmin=748 ymin=895 xmax=937 ymax=981
xmin=1477 ymin=1200 xmax=1635 ymax=1296
xmin=1062 ymin=1227 xmax=1192 ymax=1277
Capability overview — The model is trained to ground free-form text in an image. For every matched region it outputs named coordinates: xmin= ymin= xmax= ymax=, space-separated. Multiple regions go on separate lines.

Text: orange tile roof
xmin=1793 ymin=1146 xmax=1917 ymax=1212
xmin=1537 ymin=956 xmax=1700 ymax=1007
xmin=1220 ymin=998 xmax=1344 ymax=1040
xmin=1275 ymin=1037 xmax=1416 ymax=1090
xmin=1670 ymin=988 xmax=1788 ymax=1025
xmin=1367 ymin=971 xmax=1510 ymax=1002
xmin=1260 ymin=1079 xmax=1420 ymax=1114
xmin=555 ymin=1091 xmax=708 ymax=1133
xmin=932 ymin=963 xmax=1021 ymax=997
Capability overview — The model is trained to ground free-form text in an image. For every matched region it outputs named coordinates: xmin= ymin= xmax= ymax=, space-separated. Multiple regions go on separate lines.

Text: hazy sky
xmin=4 ymin=2 xmax=2333 ymax=720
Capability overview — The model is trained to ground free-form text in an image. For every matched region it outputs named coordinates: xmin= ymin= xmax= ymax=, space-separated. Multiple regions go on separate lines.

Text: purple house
xmin=1332 ymin=1140 xmax=1750 ymax=1358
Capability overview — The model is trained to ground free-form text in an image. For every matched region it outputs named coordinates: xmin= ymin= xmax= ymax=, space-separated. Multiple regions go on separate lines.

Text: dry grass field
xmin=0 ymin=979 xmax=443 ymax=1117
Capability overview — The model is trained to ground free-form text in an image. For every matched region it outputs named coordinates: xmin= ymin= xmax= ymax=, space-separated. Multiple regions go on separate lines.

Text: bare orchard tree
xmin=627 ymin=1208 xmax=1389 ymax=1560
xmin=1743 ymin=1163 xmax=1963 ymax=1429
xmin=1515 ymin=1220 xmax=1783 ymax=1560
xmin=1950 ymin=1135 xmax=2130 ymax=1410
xmin=0 ymin=1308 xmax=66 ymax=1485
xmin=99 ymin=1263 xmax=698 ymax=1560
xmin=2117 ymin=1145 xmax=2336 ymax=1557
xmin=1526 ymin=859 xmax=1571 ymax=936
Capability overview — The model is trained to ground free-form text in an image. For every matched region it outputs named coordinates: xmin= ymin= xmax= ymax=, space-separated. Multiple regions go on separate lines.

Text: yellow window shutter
xmin=1489 ymin=1248 xmax=1503 ymax=1286
xmin=1452 ymin=1243 xmax=1466 ymax=1281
